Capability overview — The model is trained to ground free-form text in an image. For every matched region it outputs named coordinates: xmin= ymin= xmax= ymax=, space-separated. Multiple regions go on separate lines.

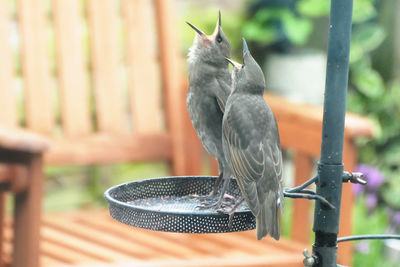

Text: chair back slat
xmin=0 ymin=0 xmax=190 ymax=171
xmin=53 ymin=0 xmax=92 ymax=137
xmin=18 ymin=0 xmax=54 ymax=134
xmin=87 ymin=0 xmax=126 ymax=134
xmin=0 ymin=1 xmax=17 ymax=127
xmin=122 ymin=0 xmax=163 ymax=133
xmin=154 ymin=0 xmax=187 ymax=175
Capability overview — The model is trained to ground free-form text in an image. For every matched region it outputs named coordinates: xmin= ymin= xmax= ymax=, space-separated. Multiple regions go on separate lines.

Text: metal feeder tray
xmin=104 ymin=176 xmax=256 ymax=233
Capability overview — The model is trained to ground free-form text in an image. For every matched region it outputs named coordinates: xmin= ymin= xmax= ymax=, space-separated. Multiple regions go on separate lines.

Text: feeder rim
xmin=104 ymin=175 xmax=253 ymax=217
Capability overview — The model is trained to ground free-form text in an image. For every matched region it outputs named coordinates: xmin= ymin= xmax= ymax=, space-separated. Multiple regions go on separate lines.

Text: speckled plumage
xmin=222 ymin=40 xmax=284 ymax=240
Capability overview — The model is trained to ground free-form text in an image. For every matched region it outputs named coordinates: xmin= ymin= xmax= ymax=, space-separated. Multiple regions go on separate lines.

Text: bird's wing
xmin=223 ymin=107 xmax=283 ymax=216
xmin=268 ymin=117 xmax=284 ymax=214
xmin=215 ymin=78 xmax=231 ymax=113
xmin=265 ymin=140 xmax=284 ymax=214
xmin=223 ymin=114 xmax=263 ymax=216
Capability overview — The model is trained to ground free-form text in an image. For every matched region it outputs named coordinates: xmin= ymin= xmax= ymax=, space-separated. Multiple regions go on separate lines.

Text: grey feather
xmin=223 ymin=41 xmax=284 ymax=240
xmin=187 ymin=13 xmax=232 ymax=178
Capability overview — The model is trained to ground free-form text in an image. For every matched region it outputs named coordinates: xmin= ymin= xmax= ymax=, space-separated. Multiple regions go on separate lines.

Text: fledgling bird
xmin=222 ymin=39 xmax=284 ymax=240
xmin=186 ymin=11 xmax=232 ymax=205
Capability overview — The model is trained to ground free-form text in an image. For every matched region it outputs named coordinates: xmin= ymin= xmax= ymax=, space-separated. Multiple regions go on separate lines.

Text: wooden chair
xmin=0 ymin=0 xmax=374 ymax=266
xmin=0 ymin=128 xmax=48 ymax=267
xmin=0 ymin=0 xmax=188 ymax=266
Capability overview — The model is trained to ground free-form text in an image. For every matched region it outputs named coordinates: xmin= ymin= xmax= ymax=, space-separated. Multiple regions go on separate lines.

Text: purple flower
xmin=366 ymin=193 xmax=377 ymax=209
xmin=393 ymin=212 xmax=400 ymax=225
xmin=356 ymin=164 xmax=385 ymax=190
xmin=355 ymin=241 xmax=370 ymax=254
xmin=353 ymin=183 xmax=364 ymax=196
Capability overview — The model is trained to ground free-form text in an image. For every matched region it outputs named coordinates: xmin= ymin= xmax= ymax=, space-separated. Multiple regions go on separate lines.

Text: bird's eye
xmin=217 ymin=36 xmax=223 ymax=43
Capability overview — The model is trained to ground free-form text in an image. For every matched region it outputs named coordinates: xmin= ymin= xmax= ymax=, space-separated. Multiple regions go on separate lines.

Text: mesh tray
xmin=104 ymin=176 xmax=256 ymax=233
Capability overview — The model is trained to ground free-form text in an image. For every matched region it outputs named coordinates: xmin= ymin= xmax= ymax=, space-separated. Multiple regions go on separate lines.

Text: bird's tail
xmin=256 ymin=191 xmax=280 ymax=240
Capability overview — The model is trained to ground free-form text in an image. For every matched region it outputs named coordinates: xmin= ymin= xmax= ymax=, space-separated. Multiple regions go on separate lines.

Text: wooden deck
xmin=2 ymin=210 xmax=307 ymax=267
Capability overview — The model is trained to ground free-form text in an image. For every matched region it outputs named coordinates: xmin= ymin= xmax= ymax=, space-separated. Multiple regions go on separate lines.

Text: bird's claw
xmin=189 ymin=193 xmax=213 ymax=201
xmin=195 ymin=197 xmax=235 ymax=210
xmin=195 ymin=199 xmax=224 ymax=210
xmin=216 ymin=207 xmax=235 ymax=229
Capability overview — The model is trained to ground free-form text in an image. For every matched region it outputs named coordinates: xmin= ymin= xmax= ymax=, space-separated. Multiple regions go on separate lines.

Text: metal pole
xmin=312 ymin=0 xmax=353 ymax=266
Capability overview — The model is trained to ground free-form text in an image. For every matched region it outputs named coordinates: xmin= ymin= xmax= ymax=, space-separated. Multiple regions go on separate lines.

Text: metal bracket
xmin=303 ymin=249 xmax=316 ymax=267
xmin=283 ymin=170 xmax=366 ymax=211
xmin=342 ymin=171 xmax=367 ymax=185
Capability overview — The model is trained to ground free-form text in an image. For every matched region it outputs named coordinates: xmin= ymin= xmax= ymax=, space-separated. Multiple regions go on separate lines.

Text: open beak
xmin=225 ymin=58 xmax=242 ymax=69
xmin=186 ymin=21 xmax=205 ymax=36
xmin=212 ymin=10 xmax=222 ymax=38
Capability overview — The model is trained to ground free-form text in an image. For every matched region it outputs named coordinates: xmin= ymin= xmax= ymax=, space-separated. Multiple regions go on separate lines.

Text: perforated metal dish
xmin=104 ymin=176 xmax=255 ymax=233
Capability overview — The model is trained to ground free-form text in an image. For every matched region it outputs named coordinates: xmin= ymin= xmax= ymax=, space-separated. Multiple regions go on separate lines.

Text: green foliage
xmin=242 ymin=0 xmax=329 ymax=47
xmin=242 ymin=8 xmax=285 ymax=43
xmin=281 ymin=11 xmax=313 ymax=45
xmin=352 ymin=0 xmax=377 ymax=23
xmin=281 ymin=198 xmax=293 ymax=238
xmin=352 ymin=68 xmax=385 ymax=98
xmin=179 ymin=5 xmax=244 ymax=57
xmin=347 ymin=0 xmax=400 ymax=202
xmin=241 ymin=8 xmax=314 ymax=45
xmin=350 ymin=23 xmax=386 ymax=63
xmin=347 ymin=1 xmax=400 ymax=264
xmin=297 ymin=0 xmax=330 ymax=17
xmin=353 ymin=198 xmax=395 ymax=266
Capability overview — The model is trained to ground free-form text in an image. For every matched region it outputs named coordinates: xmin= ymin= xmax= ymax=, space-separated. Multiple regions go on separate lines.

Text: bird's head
xmin=226 ymin=38 xmax=265 ymax=94
xmin=187 ymin=11 xmax=231 ymax=67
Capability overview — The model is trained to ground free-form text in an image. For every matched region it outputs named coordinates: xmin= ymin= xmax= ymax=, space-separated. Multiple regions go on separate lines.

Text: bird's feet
xmin=217 ymin=197 xmax=245 ymax=229
xmin=195 ymin=193 xmax=236 ymax=210
xmin=189 ymin=172 xmax=225 ymax=202
xmin=216 ymin=206 xmax=236 ymax=229
xmin=190 ymin=191 xmax=217 ymax=202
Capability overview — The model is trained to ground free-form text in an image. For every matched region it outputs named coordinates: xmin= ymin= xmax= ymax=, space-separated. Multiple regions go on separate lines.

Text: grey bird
xmin=186 ymin=11 xmax=232 ymax=205
xmin=222 ymin=39 xmax=284 ymax=240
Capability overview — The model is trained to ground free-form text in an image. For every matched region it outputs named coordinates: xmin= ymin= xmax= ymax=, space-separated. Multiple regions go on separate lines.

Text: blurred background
xmin=48 ymin=0 xmax=400 ymax=265
xmin=180 ymin=1 xmax=400 ymax=265
xmin=1 ymin=0 xmax=399 ymax=266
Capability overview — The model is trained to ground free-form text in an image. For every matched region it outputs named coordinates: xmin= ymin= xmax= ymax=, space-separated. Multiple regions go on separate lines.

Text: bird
xmin=222 ymin=39 xmax=284 ymax=240
xmin=186 ymin=11 xmax=233 ymax=207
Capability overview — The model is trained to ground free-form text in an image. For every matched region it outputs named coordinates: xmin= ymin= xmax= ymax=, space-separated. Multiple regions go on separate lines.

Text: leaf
xmin=353 ymin=201 xmax=391 ymax=266
xmin=369 ymin=115 xmax=384 ymax=144
xmin=347 ymin=90 xmax=367 ymax=114
xmin=352 ymin=24 xmax=386 ymax=53
xmin=350 ymin=55 xmax=372 ymax=71
xmin=353 ymin=0 xmax=377 ymax=24
xmin=281 ymin=12 xmax=313 ymax=45
xmin=349 ymin=41 xmax=365 ymax=64
xmin=382 ymin=170 xmax=400 ymax=208
xmin=353 ymin=68 xmax=385 ymax=98
xmin=382 ymin=142 xmax=400 ymax=168
xmin=242 ymin=21 xmax=277 ymax=43
xmin=387 ymin=80 xmax=400 ymax=111
xmin=358 ymin=142 xmax=378 ymax=164
xmin=254 ymin=8 xmax=286 ymax=23
xmin=297 ymin=0 xmax=330 ymax=18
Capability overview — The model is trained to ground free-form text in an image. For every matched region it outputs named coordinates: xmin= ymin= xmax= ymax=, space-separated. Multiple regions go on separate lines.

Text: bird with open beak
xmin=222 ymin=39 xmax=284 ymax=240
xmin=186 ymin=11 xmax=233 ymax=208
